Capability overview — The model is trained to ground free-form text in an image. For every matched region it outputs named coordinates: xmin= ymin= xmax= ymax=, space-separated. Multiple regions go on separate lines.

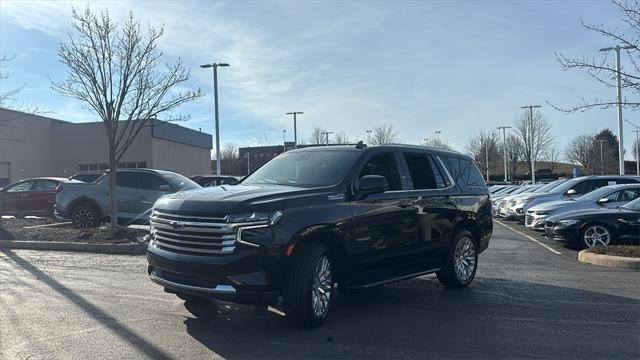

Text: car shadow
xmin=182 ymin=276 xmax=639 ymax=359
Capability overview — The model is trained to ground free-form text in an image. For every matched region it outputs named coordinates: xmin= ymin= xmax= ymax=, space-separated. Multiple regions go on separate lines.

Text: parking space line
xmin=495 ymin=220 xmax=562 ymax=255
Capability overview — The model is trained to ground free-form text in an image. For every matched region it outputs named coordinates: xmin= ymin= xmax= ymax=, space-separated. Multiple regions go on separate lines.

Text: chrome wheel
xmin=454 ymin=237 xmax=476 ymax=283
xmin=311 ymin=256 xmax=332 ymax=318
xmin=583 ymin=225 xmax=611 ymax=248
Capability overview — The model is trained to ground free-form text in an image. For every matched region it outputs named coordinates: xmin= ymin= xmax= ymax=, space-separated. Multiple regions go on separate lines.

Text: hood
xmin=529 ymin=199 xmax=590 ymax=213
xmin=153 ymin=184 xmax=317 ymax=214
xmin=546 ymin=207 xmax=625 ymax=222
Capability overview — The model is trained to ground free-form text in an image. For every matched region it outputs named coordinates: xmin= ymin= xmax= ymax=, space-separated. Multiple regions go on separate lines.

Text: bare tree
xmin=544 ymin=146 xmax=562 ymax=174
xmin=221 ymin=142 xmax=238 ymax=160
xmin=424 ymin=137 xmax=452 ymax=150
xmin=308 ymin=127 xmax=326 ymax=145
xmin=552 ymin=1 xmax=640 ymax=113
xmin=514 ymin=109 xmax=554 ymax=175
xmin=465 ymin=131 xmax=499 ymax=179
xmin=52 ymin=8 xmax=202 ymax=227
xmin=370 ymin=124 xmax=398 ymax=145
xmin=505 ymin=134 xmax=522 ymax=179
xmin=565 ymin=133 xmax=597 ymax=175
xmin=333 ymin=131 xmax=350 ymax=145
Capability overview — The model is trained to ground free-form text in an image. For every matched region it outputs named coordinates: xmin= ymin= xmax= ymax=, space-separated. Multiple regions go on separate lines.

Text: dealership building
xmin=0 ymin=107 xmax=212 ymax=186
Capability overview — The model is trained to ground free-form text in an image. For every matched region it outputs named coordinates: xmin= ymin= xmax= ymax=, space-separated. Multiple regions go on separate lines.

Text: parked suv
xmin=56 ymin=169 xmax=200 ymax=228
xmin=146 ymin=144 xmax=493 ymax=328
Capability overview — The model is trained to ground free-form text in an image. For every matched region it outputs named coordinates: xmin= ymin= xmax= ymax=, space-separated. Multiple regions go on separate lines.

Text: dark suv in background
xmin=147 ymin=144 xmax=493 ymax=328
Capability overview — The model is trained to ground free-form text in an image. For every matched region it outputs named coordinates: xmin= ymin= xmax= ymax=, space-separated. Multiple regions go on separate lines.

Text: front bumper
xmin=147 ymin=245 xmax=280 ymax=305
xmin=525 ymin=212 xmax=551 ymax=230
xmin=544 ymin=222 xmax=580 ymax=245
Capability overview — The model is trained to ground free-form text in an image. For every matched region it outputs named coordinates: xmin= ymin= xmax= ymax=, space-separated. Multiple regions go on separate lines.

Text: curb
xmin=578 ymin=250 xmax=640 ymax=270
xmin=0 ymin=240 xmax=147 ymax=255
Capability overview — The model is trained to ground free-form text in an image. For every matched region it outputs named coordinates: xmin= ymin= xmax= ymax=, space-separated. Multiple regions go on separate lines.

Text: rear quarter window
xmin=441 ymin=156 xmax=486 ymax=188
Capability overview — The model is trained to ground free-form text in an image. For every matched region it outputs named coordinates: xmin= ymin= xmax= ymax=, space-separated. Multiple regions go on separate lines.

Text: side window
xmin=32 ymin=180 xmax=59 ymax=190
xmin=429 ymin=156 xmax=451 ymax=188
xmin=138 ymin=173 xmax=173 ymax=191
xmin=613 ymin=178 xmax=639 ymax=185
xmin=359 ymin=152 xmax=402 ymax=191
xmin=575 ymin=180 xmax=608 ymax=195
xmin=6 ymin=181 xmax=34 ymax=192
xmin=460 ymin=159 xmax=485 ymax=187
xmin=116 ymin=172 xmax=141 ymax=189
xmin=402 ymin=152 xmax=438 ymax=190
xmin=612 ymin=189 xmax=640 ymax=202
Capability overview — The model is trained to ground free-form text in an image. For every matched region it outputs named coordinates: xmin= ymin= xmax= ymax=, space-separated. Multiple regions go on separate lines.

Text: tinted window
xmin=430 ymin=156 xmax=451 ymax=188
xmin=6 ymin=181 xmax=34 ymax=192
xmin=613 ymin=178 xmax=639 ymax=184
xmin=460 ymin=159 xmax=485 ymax=187
xmin=116 ymin=172 xmax=141 ymax=188
xmin=138 ymin=173 xmax=173 ymax=191
xmin=572 ymin=179 xmax=608 ymax=195
xmin=161 ymin=173 xmax=201 ymax=191
xmin=359 ymin=152 xmax=402 ymax=191
xmin=608 ymin=188 xmax=640 ymax=202
xmin=32 ymin=180 xmax=59 ymax=190
xmin=403 ymin=153 xmax=438 ymax=190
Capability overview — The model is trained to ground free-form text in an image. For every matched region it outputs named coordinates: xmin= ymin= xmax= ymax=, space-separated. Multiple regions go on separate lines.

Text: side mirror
xmin=597 ymin=198 xmax=611 ymax=204
xmin=158 ymin=184 xmax=173 ymax=192
xmin=355 ymin=175 xmax=388 ymax=198
xmin=566 ymin=189 xmax=577 ymax=196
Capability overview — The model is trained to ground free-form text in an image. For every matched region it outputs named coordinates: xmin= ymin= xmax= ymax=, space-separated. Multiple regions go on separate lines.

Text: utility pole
xmin=282 ymin=130 xmax=287 ymax=153
xmin=497 ymin=126 xmax=511 ymax=182
xmin=598 ymin=139 xmax=606 ymax=175
xmin=600 ymin=45 xmax=634 ymax=175
xmin=366 ymin=130 xmax=372 ymax=145
xmin=200 ymin=62 xmax=230 ymax=176
xmin=521 ymin=105 xmax=541 ymax=185
xmin=633 ymin=130 xmax=640 ymax=175
xmin=286 ymin=112 xmax=303 ymax=149
xmin=485 ymin=143 xmax=490 ymax=182
xmin=320 ymin=131 xmax=334 ymax=146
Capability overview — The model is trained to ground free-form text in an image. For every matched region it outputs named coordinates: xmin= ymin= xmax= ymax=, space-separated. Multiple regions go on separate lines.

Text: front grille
xmin=525 ymin=214 xmax=534 ymax=226
xmin=150 ymin=210 xmax=236 ymax=256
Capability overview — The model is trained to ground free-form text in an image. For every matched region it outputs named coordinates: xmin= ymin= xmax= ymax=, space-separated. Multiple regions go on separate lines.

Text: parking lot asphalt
xmin=1 ymin=224 xmax=639 ymax=360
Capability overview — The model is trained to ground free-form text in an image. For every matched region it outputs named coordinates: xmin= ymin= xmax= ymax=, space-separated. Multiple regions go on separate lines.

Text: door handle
xmin=442 ymin=198 xmax=455 ymax=205
xmin=398 ymin=201 xmax=413 ymax=209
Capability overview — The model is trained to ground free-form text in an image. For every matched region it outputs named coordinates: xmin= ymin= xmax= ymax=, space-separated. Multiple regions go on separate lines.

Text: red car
xmin=0 ymin=177 xmax=69 ymax=217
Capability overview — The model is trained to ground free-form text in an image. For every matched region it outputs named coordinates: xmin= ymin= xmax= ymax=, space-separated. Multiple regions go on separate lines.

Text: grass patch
xmin=585 ymin=245 xmax=640 ymax=258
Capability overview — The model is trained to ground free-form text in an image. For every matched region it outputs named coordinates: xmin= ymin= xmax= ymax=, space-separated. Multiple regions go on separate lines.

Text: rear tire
xmin=71 ymin=203 xmax=101 ymax=229
xmin=437 ymin=230 xmax=478 ymax=288
xmin=283 ymin=243 xmax=334 ymax=328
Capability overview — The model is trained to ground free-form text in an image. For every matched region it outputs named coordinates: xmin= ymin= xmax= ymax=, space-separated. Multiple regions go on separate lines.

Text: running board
xmin=345 ymin=267 xmax=441 ymax=290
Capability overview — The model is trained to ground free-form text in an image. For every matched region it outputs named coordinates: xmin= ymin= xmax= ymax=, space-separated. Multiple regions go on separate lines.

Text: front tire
xmin=283 ymin=243 xmax=334 ymax=328
xmin=580 ymin=223 xmax=612 ymax=249
xmin=437 ymin=230 xmax=478 ymax=288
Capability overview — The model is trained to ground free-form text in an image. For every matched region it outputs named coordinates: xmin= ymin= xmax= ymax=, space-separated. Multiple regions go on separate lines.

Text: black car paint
xmin=545 ymin=207 xmax=640 ymax=247
xmin=147 ymin=145 xmax=493 ymax=305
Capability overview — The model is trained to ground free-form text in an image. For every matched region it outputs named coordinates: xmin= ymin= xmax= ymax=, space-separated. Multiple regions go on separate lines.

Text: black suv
xmin=147 ymin=144 xmax=493 ymax=328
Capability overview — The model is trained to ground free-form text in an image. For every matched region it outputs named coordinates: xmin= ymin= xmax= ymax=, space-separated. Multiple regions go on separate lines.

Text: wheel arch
xmin=453 ymin=218 xmax=482 ymax=248
xmin=68 ymin=197 xmax=104 ymax=220
xmin=287 ymin=224 xmax=349 ymax=282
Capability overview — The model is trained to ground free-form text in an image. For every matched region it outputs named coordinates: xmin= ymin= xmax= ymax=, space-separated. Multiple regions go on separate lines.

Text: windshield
xmin=621 ymin=197 xmax=640 ymax=211
xmin=242 ymin=150 xmax=360 ymax=188
xmin=576 ymin=186 xmax=618 ymax=202
xmin=548 ymin=178 xmax=581 ymax=194
xmin=161 ymin=173 xmax=201 ymax=191
xmin=533 ymin=179 xmax=567 ymax=193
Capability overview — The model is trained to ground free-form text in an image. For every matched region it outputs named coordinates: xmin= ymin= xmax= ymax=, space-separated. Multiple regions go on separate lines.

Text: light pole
xmin=497 ymin=126 xmax=511 ymax=182
xmin=632 ymin=130 xmax=640 ymax=175
xmin=485 ymin=142 xmax=490 ymax=182
xmin=600 ymin=45 xmax=635 ymax=175
xmin=200 ymin=62 xmax=230 ymax=176
xmin=286 ymin=112 xmax=303 ymax=149
xmin=598 ymin=139 xmax=606 ymax=175
xmin=320 ymin=131 xmax=334 ymax=146
xmin=366 ymin=130 xmax=372 ymax=144
xmin=282 ymin=130 xmax=287 ymax=152
xmin=521 ymin=105 xmax=541 ymax=184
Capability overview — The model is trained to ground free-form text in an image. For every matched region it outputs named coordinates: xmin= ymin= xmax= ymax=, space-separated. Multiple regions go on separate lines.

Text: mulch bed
xmin=585 ymin=245 xmax=640 ymax=258
xmin=0 ymin=217 xmax=146 ymax=244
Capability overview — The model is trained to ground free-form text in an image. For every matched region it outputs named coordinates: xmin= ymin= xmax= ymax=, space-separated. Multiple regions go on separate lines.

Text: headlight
xmin=556 ymin=219 xmax=580 ymax=227
xmin=228 ymin=210 xmax=283 ymax=226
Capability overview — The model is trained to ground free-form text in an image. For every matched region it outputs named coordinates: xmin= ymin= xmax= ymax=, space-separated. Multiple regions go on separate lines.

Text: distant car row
xmin=490 ymin=175 xmax=640 ymax=249
xmin=0 ymin=170 xmax=241 ymax=225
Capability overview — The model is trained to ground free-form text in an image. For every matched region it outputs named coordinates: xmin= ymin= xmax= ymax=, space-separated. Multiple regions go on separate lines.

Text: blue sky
xmin=1 ymin=0 xmax=637 ymax=157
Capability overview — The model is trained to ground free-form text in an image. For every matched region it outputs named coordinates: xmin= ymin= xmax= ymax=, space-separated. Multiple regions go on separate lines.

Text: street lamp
xmin=599 ymin=45 xmax=635 ymax=175
xmin=201 ymin=62 xmax=230 ymax=176
xmin=286 ymin=111 xmax=303 ymax=149
xmin=320 ymin=131 xmax=334 ymax=146
xmin=366 ymin=130 xmax=372 ymax=144
xmin=521 ymin=105 xmax=542 ymax=185
xmin=497 ymin=126 xmax=512 ymax=182
xmin=282 ymin=130 xmax=287 ymax=152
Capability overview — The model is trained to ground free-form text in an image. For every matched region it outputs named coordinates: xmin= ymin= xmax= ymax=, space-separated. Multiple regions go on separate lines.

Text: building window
xmin=78 ymin=161 xmax=146 ymax=172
